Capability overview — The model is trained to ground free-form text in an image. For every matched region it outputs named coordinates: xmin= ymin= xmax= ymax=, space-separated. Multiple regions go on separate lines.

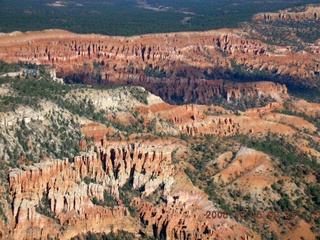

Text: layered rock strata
xmin=253 ymin=5 xmax=320 ymax=22
xmin=9 ymin=141 xmax=174 ymax=239
xmin=0 ymin=29 xmax=318 ymax=103
xmin=8 ymin=139 xmax=260 ymax=239
xmin=137 ymin=101 xmax=300 ymax=137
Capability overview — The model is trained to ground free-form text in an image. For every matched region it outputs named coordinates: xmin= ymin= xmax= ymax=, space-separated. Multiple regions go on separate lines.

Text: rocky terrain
xmin=8 ymin=141 xmax=261 ymax=240
xmin=0 ymin=4 xmax=320 ymax=240
xmin=252 ymin=5 xmax=320 ymax=22
xmin=0 ymin=17 xmax=319 ymax=104
xmin=243 ymin=4 xmax=320 ymax=59
xmin=0 ymin=70 xmax=319 ymax=239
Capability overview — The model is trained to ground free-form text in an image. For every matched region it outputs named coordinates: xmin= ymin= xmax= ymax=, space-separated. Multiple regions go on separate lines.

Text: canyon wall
xmin=140 ymin=101 xmax=299 ymax=138
xmin=9 ymin=141 xmax=174 ymax=239
xmin=8 ymin=139 xmax=259 ymax=239
xmin=135 ymin=78 xmax=288 ymax=105
xmin=0 ymin=29 xmax=317 ymax=105
xmin=253 ymin=5 xmax=320 ymax=21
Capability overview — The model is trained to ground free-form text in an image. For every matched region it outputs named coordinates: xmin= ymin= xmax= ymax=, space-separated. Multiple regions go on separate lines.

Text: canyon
xmin=8 ymin=139 xmax=260 ymax=240
xmin=253 ymin=5 xmax=320 ymax=22
xmin=0 ymin=4 xmax=320 ymax=240
xmin=0 ymin=20 xmax=319 ymax=106
xmin=0 ymin=82 xmax=318 ymax=239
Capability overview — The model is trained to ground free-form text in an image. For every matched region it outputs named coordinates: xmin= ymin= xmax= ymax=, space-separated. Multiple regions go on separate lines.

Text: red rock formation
xmin=132 ymin=78 xmax=288 ymax=105
xmin=8 ymin=137 xmax=262 ymax=239
xmin=8 ymin=140 xmax=175 ymax=239
xmin=253 ymin=5 xmax=320 ymax=22
xmin=139 ymin=100 xmax=297 ymax=137
xmin=0 ymin=29 xmax=316 ymax=101
xmin=81 ymin=123 xmax=116 ymax=146
xmin=132 ymin=170 xmax=261 ymax=240
xmin=79 ymin=139 xmax=87 ymax=151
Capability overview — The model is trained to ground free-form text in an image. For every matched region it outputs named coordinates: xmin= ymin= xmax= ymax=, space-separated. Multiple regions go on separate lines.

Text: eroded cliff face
xmin=8 ymin=140 xmax=173 ymax=239
xmin=7 ymin=138 xmax=261 ymax=240
xmin=243 ymin=4 xmax=320 ymax=62
xmin=0 ymin=29 xmax=267 ymax=67
xmin=135 ymin=101 xmax=299 ymax=138
xmin=130 ymin=77 xmax=288 ymax=105
xmin=1 ymin=10 xmax=319 ymax=239
xmin=0 ymin=28 xmax=317 ymax=104
xmin=253 ymin=5 xmax=320 ymax=21
xmin=1 ymin=77 xmax=319 ymax=239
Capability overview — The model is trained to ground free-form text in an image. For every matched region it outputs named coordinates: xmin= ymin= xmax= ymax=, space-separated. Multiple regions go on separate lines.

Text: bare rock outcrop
xmin=8 ymin=141 xmax=175 ymax=239
xmin=0 ymin=29 xmax=316 ymax=104
xmin=7 ymin=137 xmax=262 ymax=239
xmin=140 ymin=100 xmax=297 ymax=137
xmin=253 ymin=5 xmax=320 ymax=22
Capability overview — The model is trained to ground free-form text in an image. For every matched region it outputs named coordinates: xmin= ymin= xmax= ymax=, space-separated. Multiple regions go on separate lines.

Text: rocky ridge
xmin=0 ymin=28 xmax=318 ymax=104
xmin=0 ymin=79 xmax=319 ymax=239
xmin=253 ymin=5 xmax=320 ymax=22
xmin=0 ymin=5 xmax=320 ymax=238
xmin=8 ymin=139 xmax=259 ymax=240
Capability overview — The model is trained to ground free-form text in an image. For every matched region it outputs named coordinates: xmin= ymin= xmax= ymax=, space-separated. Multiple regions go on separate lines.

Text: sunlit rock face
xmin=0 ymin=28 xmax=317 ymax=101
xmin=8 ymin=137 xmax=261 ymax=240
